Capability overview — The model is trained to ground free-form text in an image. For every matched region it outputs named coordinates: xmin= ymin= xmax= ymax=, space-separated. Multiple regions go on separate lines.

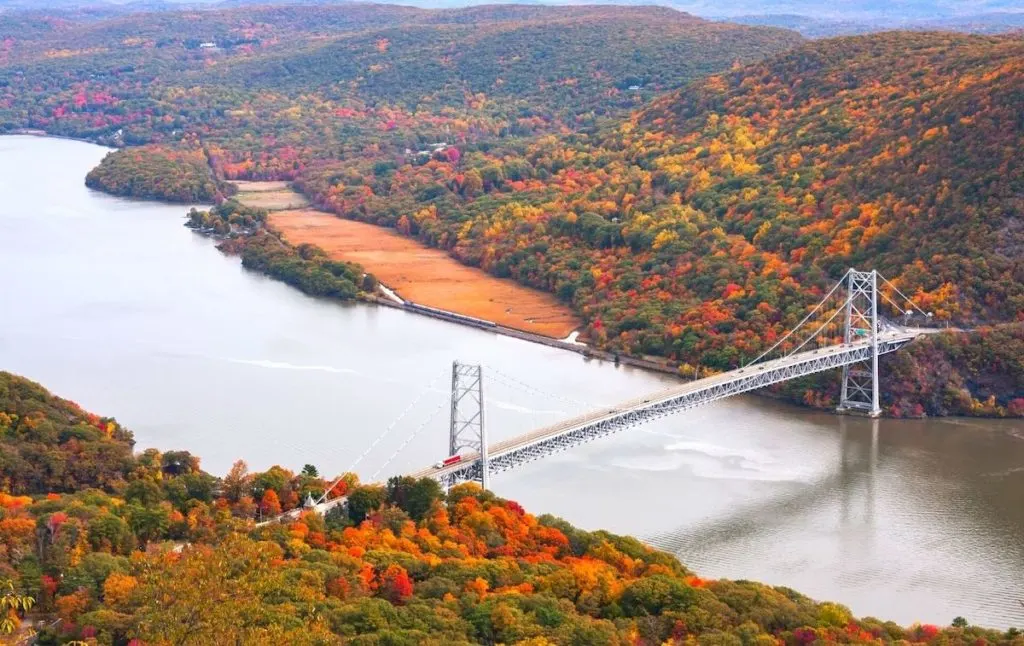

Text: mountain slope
xmin=0 ymin=4 xmax=801 ymax=144
xmin=630 ymin=32 xmax=1023 ymax=322
xmin=294 ymin=31 xmax=1023 ymax=407
xmin=1 ymin=373 xmax=1021 ymax=642
xmin=222 ymin=7 xmax=801 ymax=116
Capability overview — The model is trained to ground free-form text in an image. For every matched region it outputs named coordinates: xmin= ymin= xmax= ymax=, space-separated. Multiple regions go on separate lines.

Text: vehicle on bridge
xmin=434 ymin=455 xmax=463 ymax=469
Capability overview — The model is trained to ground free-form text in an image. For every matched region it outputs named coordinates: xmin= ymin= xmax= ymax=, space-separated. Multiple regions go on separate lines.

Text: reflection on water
xmin=1 ymin=136 xmax=1023 ymax=629
xmin=628 ymin=413 xmax=1024 ymax=629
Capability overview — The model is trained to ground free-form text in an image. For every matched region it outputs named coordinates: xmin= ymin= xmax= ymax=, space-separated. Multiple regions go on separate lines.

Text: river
xmin=1 ymin=135 xmax=1022 ymax=629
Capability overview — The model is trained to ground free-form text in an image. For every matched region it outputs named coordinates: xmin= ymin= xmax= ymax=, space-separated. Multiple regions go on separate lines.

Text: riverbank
xmin=4 ymin=128 xmax=115 ymax=148
xmin=55 ymin=153 xmax=1023 ymax=418
xmin=235 ymin=185 xmax=689 ymax=376
xmin=369 ymin=295 xmax=687 ymax=376
xmin=5 ymin=134 xmax=1024 ymax=628
xmin=230 ymin=182 xmax=580 ymax=339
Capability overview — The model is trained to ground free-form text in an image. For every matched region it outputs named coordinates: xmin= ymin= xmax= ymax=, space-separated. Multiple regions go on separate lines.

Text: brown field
xmin=268 ymin=209 xmax=580 ymax=338
xmin=231 ymin=181 xmax=310 ymax=210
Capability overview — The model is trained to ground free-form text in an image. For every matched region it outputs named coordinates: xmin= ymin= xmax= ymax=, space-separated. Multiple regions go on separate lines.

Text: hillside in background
xmin=221 ymin=6 xmax=797 ymax=116
xmin=1 ymin=371 xmax=1021 ymax=643
xmin=731 ymin=12 xmax=1024 ymax=37
xmin=3 ymin=0 xmax=1022 ymax=36
xmin=297 ymin=32 xmax=1022 ymax=347
xmin=289 ymin=31 xmax=1022 ymax=415
xmin=0 ymin=4 xmax=800 ymax=124
xmin=0 ymin=4 xmax=800 ymax=189
xmin=0 ymin=8 xmax=1020 ymax=416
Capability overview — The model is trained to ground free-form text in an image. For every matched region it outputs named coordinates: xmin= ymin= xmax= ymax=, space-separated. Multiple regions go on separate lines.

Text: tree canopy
xmin=1 ymin=373 xmax=1020 ymax=644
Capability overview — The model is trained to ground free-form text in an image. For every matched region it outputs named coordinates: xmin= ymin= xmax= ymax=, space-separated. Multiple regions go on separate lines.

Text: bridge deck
xmin=410 ymin=330 xmax=931 ymax=483
xmin=264 ymin=328 xmax=937 ymax=523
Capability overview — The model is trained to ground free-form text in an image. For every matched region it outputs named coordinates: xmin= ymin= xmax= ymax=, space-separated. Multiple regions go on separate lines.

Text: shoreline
xmin=21 ymin=136 xmax=1012 ymax=421
xmin=264 ymin=205 xmax=580 ymax=339
xmin=366 ymin=293 xmax=687 ymax=378
xmin=3 ymin=128 xmax=115 ymax=149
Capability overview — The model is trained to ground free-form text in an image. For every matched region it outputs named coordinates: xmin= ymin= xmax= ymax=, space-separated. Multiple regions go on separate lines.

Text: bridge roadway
xmin=409 ymin=329 xmax=933 ymax=486
xmin=257 ymin=495 xmax=348 ymax=526
xmin=260 ymin=328 xmax=935 ymax=524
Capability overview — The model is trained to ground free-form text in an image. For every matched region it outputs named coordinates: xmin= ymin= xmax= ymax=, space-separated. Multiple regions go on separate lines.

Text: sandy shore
xmin=231 ymin=180 xmax=579 ymax=338
xmin=267 ymin=208 xmax=580 ymax=338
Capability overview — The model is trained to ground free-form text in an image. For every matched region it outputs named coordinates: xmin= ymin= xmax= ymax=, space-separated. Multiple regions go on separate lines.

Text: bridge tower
xmin=838 ymin=269 xmax=882 ymax=417
xmin=449 ymin=361 xmax=489 ymax=489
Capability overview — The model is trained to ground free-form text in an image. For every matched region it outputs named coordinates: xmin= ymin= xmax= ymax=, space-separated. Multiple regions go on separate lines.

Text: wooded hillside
xmin=1 ymin=8 xmax=1020 ymax=416
xmin=297 ymin=33 xmax=1023 ymax=367
xmin=1 ymin=373 xmax=1020 ymax=643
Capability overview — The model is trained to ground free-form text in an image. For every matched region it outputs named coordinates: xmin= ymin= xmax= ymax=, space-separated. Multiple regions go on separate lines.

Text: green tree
xmin=347 ymin=485 xmax=387 ymax=525
xmin=386 ymin=476 xmax=443 ymax=522
xmin=619 ymin=575 xmax=696 ymax=617
xmin=1 ymin=579 xmax=34 ymax=636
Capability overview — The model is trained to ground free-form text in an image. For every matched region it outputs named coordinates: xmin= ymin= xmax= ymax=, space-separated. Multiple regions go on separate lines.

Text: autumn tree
xmin=130 ymin=538 xmax=333 ymax=645
xmin=0 ymin=580 xmax=34 ymax=636
xmin=378 ymin=564 xmax=413 ymax=604
xmin=260 ymin=489 xmax=282 ymax=517
xmin=221 ymin=459 xmax=252 ymax=503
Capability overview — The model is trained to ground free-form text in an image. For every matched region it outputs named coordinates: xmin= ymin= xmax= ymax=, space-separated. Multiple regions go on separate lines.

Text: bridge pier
xmin=418 ymin=267 xmax=929 ymax=488
xmin=449 ymin=361 xmax=489 ymax=490
xmin=837 ymin=269 xmax=883 ymax=417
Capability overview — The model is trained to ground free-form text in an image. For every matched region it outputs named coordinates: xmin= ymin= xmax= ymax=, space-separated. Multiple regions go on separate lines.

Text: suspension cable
xmin=785 ymin=301 xmax=849 ymax=357
xmin=878 ymin=273 xmax=931 ymax=317
xmin=484 ymin=364 xmax=595 ymax=410
xmin=745 ymin=269 xmax=851 ymax=366
xmin=316 ymin=368 xmax=447 ymax=504
xmin=369 ymin=399 xmax=449 ymax=481
xmin=879 ymin=290 xmax=914 ymax=320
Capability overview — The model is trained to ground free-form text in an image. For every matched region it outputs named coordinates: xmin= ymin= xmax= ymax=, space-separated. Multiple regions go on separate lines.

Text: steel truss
xmin=838 ymin=270 xmax=882 ymax=416
xmin=435 ymin=337 xmax=912 ymax=486
xmin=449 ymin=362 xmax=488 ymax=488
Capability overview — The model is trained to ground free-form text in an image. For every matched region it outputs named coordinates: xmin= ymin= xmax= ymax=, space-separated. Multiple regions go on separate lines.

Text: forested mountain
xmin=1 ymin=372 xmax=1021 ymax=643
xmin=1 ymin=7 xmax=1020 ymax=416
xmin=731 ymin=12 xmax=1024 ymax=37
xmin=295 ymin=33 xmax=1022 ymax=362
xmin=223 ymin=6 xmax=796 ymax=115
xmin=627 ymin=32 xmax=1023 ymax=326
xmin=0 ymin=4 xmax=799 ymax=158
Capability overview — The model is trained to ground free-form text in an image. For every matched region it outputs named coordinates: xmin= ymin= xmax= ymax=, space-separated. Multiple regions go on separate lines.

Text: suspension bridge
xmin=267 ymin=268 xmax=941 ymax=523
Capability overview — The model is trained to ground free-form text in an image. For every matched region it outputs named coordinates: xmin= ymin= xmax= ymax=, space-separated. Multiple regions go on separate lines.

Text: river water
xmin=1 ymin=136 xmax=1022 ymax=629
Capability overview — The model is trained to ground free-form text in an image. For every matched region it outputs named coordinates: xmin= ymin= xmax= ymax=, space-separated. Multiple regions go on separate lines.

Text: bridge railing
xmin=415 ymin=331 xmax=923 ymax=484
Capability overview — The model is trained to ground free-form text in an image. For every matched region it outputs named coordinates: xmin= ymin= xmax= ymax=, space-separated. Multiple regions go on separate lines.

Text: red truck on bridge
xmin=434 ymin=455 xmax=462 ymax=469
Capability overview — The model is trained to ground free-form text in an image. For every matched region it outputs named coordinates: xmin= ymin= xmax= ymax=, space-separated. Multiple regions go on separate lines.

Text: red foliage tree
xmin=260 ymin=489 xmax=282 ymax=516
xmin=378 ymin=564 xmax=413 ymax=604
